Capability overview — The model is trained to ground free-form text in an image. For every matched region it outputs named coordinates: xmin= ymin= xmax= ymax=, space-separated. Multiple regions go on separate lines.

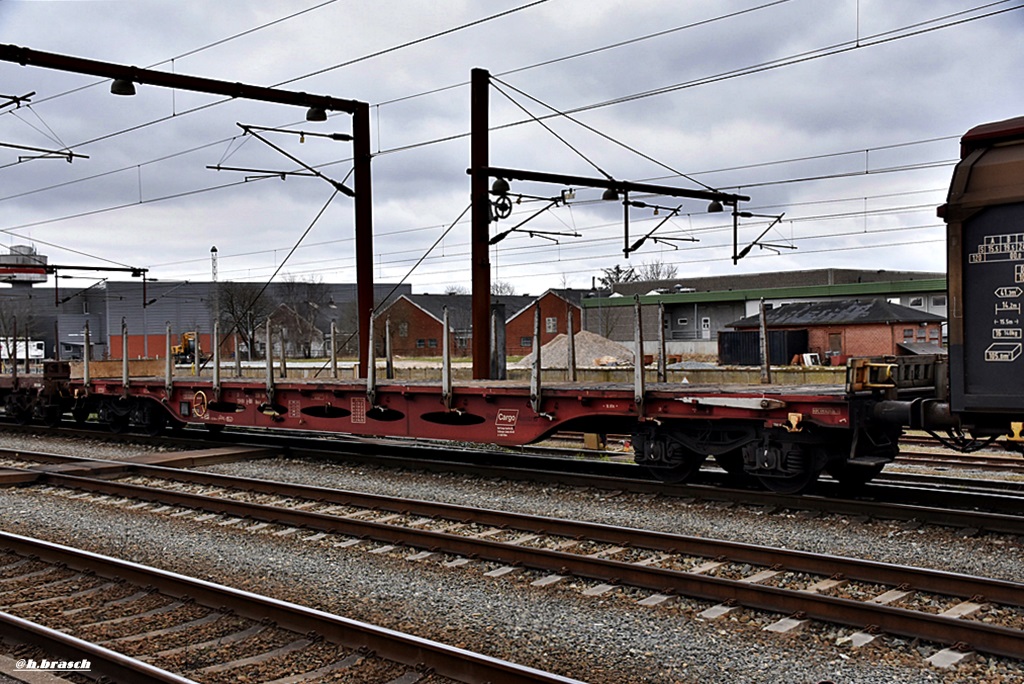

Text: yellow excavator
xmin=171 ymin=332 xmax=206 ymax=364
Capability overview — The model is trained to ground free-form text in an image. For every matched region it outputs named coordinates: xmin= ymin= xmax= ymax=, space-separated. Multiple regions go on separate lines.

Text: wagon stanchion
xmin=657 ymin=301 xmax=667 ymax=383
xmin=366 ymin=311 xmax=377 ymax=407
xmin=441 ymin=307 xmax=452 ymax=411
xmin=82 ymin=321 xmax=90 ymax=389
xmin=278 ymin=328 xmax=287 ymax=379
xmin=634 ymin=296 xmax=645 ymax=417
xmin=212 ymin=321 xmax=221 ymax=399
xmin=491 ymin=301 xmax=507 ymax=381
xmin=164 ymin=323 xmax=173 ymax=392
xmin=11 ymin=315 xmax=17 ymax=390
xmin=567 ymin=308 xmax=576 ymax=382
xmin=264 ymin=319 xmax=274 ymax=399
xmin=23 ymin=327 xmax=30 ymax=377
xmin=759 ymin=297 xmax=772 ymax=385
xmin=530 ymin=304 xmax=542 ymax=415
xmin=385 ymin=316 xmax=394 ymax=380
xmin=121 ymin=318 xmax=129 ymax=394
xmin=330 ymin=319 xmax=338 ymax=380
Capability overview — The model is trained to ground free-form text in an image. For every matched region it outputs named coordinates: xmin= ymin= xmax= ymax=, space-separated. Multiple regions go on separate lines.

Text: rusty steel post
xmin=82 ymin=321 xmax=90 ymax=388
xmin=634 ymin=296 xmax=645 ymax=416
xmin=165 ymin=323 xmax=173 ymax=391
xmin=530 ymin=305 xmax=542 ymax=415
xmin=657 ymin=301 xmax=667 ymax=383
xmin=121 ymin=318 xmax=129 ymax=392
xmin=470 ymin=67 xmax=492 ymax=379
xmin=442 ymin=307 xmax=452 ymax=411
xmin=567 ymin=308 xmax=576 ymax=383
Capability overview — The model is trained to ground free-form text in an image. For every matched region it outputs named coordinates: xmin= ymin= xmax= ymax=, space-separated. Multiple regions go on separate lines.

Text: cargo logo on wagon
xmin=811 ymin=407 xmax=841 ymax=416
xmin=495 ymin=408 xmax=519 ymax=437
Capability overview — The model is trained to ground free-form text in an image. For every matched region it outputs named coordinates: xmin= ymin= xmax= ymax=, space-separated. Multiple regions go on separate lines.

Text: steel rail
xmin=39 ymin=464 xmax=1024 ymax=604
xmin=0 ymin=530 xmax=586 ymax=684
xmin=6 ymin=436 xmax=1024 ymax=535
xmin=896 ymin=451 xmax=1024 ymax=473
xmin=0 ymin=610 xmax=198 ymax=683
xmin=28 ymin=468 xmax=1024 ymax=659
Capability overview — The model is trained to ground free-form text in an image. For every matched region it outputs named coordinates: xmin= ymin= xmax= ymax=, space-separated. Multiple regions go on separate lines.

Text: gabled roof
xmin=728 ymin=298 xmax=946 ymax=329
xmin=505 ymin=288 xmax=586 ymax=321
xmin=390 ymin=293 xmax=535 ymax=327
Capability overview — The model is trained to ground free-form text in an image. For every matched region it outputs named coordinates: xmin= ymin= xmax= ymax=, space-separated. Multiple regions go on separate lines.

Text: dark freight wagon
xmin=717 ymin=330 xmax=808 ymax=366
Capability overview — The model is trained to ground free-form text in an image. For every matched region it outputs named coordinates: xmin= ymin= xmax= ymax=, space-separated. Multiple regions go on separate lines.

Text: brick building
xmin=727 ymin=299 xmax=945 ymax=364
xmin=376 ymin=289 xmax=584 ymax=358
xmin=585 ymin=268 xmax=946 ymax=356
xmin=504 ymin=290 xmax=583 ymax=357
xmin=376 ymin=293 xmax=533 ymax=357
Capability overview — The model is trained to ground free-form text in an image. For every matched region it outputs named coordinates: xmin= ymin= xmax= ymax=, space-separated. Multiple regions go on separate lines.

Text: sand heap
xmin=513 ymin=330 xmax=635 ymax=368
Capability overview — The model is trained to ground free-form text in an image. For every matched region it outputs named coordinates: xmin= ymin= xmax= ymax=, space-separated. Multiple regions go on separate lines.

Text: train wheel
xmin=632 ymin=428 xmax=706 ymax=483
xmin=645 ymin=452 xmax=705 ymax=484
xmin=141 ymin=409 xmax=166 ymax=437
xmin=757 ymin=467 xmax=821 ymax=495
xmin=108 ymin=414 xmax=130 ymax=434
xmin=5 ymin=395 xmax=32 ymax=425
xmin=748 ymin=440 xmax=824 ymax=494
xmin=43 ymin=406 xmax=62 ymax=427
xmin=827 ymin=461 xmax=885 ymax=488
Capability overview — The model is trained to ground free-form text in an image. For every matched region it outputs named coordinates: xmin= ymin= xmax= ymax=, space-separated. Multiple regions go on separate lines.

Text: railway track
xmin=4 ymin=423 xmax=1024 ymax=533
xmin=895 ymin=449 xmax=1024 ymax=473
xmin=10 ymin=420 xmax=1024 ymax=481
xmin=0 ymin=529 xmax=583 ymax=684
xmin=4 ymin=450 xmax=1024 ymax=665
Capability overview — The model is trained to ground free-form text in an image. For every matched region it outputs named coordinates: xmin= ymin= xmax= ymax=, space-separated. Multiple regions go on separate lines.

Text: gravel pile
xmin=1 ymin=433 xmax=1022 ymax=683
xmin=514 ymin=331 xmax=634 ymax=368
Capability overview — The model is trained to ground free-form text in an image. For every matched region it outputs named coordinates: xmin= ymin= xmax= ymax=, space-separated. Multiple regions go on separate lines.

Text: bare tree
xmin=491 ymin=280 xmax=517 ymax=296
xmin=445 ymin=284 xmax=469 ymax=295
xmin=216 ymin=282 xmax=275 ymax=360
xmin=277 ymin=275 xmax=333 ymax=358
xmin=636 ymin=260 xmax=678 ymax=282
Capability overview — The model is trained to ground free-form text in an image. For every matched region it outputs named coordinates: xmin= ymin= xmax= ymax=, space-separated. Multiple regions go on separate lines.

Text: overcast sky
xmin=1 ymin=0 xmax=1022 ymax=295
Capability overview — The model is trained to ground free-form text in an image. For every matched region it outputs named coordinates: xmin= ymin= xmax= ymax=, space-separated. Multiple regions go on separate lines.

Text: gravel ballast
xmin=1 ymin=433 xmax=1023 ymax=683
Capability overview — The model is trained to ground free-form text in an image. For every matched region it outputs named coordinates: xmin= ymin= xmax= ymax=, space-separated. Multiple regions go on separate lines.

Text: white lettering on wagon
xmin=496 ymin=408 xmax=519 ymax=437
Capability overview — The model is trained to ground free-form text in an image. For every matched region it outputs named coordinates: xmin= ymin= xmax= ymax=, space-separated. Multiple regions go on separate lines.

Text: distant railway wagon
xmin=3 ymin=116 xmax=1024 ymax=494
xmin=0 ymin=339 xmax=45 ymax=361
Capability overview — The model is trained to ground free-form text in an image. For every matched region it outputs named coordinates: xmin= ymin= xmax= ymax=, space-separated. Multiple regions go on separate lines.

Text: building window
xmin=677 ymin=317 xmax=688 ymax=326
xmin=903 ymin=328 xmax=915 ymax=341
xmin=398 ymin=322 xmax=409 ymax=338
xmin=929 ymin=327 xmax=940 ymax=341
xmin=82 ymin=301 xmax=89 ymax=315
xmin=545 ymin=316 xmax=557 ymax=334
xmin=416 ymin=339 xmax=425 ymax=349
xmin=701 ymin=317 xmax=710 ymax=330
xmin=828 ymin=333 xmax=842 ymax=353
xmin=909 ymin=296 xmax=924 ymax=308
xmin=887 ymin=297 xmax=900 ymax=304
xmin=932 ymin=295 xmax=947 ymax=307
xmin=917 ymin=328 xmax=927 ymax=342
xmin=520 ymin=337 xmax=533 ymax=348
xmin=428 ymin=338 xmax=438 ymax=348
